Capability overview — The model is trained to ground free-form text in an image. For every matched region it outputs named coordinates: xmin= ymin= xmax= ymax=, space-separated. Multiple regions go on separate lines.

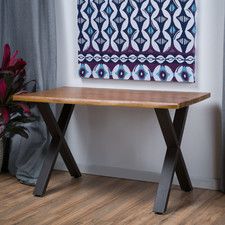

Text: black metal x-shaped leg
xmin=33 ymin=103 xmax=81 ymax=197
xmin=154 ymin=107 xmax=193 ymax=214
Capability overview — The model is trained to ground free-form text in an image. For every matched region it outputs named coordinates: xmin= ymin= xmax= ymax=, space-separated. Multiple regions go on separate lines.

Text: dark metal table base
xmin=154 ymin=107 xmax=193 ymax=214
xmin=33 ymin=103 xmax=192 ymax=214
xmin=33 ymin=103 xmax=81 ymax=197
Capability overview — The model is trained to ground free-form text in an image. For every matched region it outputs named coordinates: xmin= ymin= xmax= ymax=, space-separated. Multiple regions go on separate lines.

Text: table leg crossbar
xmin=33 ymin=103 xmax=81 ymax=197
xmin=154 ymin=107 xmax=193 ymax=214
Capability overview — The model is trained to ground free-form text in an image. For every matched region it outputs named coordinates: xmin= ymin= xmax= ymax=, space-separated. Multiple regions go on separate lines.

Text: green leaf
xmin=10 ymin=115 xmax=38 ymax=124
xmin=10 ymin=126 xmax=29 ymax=139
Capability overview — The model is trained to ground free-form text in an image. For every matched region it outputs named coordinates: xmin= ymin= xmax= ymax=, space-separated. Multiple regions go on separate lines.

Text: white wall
xmin=55 ymin=0 xmax=225 ymax=190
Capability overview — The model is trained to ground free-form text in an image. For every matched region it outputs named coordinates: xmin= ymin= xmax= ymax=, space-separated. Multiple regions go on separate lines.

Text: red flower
xmin=0 ymin=44 xmax=27 ymax=74
xmin=0 ymin=79 xmax=7 ymax=102
xmin=1 ymin=44 xmax=10 ymax=70
xmin=9 ymin=50 xmax=19 ymax=66
xmin=16 ymin=102 xmax=31 ymax=114
xmin=0 ymin=44 xmax=35 ymax=139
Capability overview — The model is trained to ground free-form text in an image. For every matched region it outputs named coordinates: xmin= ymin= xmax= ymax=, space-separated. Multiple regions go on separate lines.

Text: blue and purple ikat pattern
xmin=78 ymin=0 xmax=196 ymax=82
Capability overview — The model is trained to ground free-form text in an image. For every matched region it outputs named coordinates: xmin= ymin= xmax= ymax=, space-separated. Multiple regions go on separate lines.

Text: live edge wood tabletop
xmin=13 ymin=86 xmax=210 ymax=214
xmin=13 ymin=86 xmax=210 ymax=109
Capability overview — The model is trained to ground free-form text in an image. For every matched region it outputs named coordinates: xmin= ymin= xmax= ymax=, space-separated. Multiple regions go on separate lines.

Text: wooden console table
xmin=13 ymin=87 xmax=210 ymax=214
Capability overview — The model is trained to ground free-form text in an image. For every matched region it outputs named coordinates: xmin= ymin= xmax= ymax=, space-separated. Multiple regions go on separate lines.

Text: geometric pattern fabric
xmin=78 ymin=0 xmax=196 ymax=82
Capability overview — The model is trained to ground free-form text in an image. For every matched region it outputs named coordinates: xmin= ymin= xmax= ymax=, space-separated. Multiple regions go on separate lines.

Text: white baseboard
xmin=55 ymin=162 xmax=220 ymax=191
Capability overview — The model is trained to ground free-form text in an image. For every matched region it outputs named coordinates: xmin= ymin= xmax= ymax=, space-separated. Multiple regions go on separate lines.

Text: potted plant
xmin=0 ymin=44 xmax=35 ymax=172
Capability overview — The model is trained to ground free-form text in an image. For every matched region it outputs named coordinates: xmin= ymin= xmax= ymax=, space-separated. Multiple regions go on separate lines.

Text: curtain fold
xmin=0 ymin=0 xmax=57 ymax=185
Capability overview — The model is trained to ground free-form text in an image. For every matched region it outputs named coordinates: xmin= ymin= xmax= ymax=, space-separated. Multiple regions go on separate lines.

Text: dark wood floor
xmin=1 ymin=171 xmax=225 ymax=225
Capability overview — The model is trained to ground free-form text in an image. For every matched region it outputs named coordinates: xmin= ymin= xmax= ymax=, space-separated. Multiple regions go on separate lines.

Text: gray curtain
xmin=0 ymin=0 xmax=57 ymax=184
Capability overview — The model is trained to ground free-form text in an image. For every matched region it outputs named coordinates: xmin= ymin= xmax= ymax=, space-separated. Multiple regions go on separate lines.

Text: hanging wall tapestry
xmin=78 ymin=0 xmax=196 ymax=82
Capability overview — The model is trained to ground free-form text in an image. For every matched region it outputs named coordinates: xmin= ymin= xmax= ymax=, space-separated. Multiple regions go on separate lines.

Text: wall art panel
xmin=78 ymin=0 xmax=196 ymax=82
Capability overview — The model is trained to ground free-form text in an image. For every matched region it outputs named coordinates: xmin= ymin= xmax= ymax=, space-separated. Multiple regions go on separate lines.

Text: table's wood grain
xmin=13 ymin=86 xmax=210 ymax=109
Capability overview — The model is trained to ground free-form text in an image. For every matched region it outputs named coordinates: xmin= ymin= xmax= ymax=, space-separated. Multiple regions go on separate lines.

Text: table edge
xmin=13 ymin=91 xmax=211 ymax=109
